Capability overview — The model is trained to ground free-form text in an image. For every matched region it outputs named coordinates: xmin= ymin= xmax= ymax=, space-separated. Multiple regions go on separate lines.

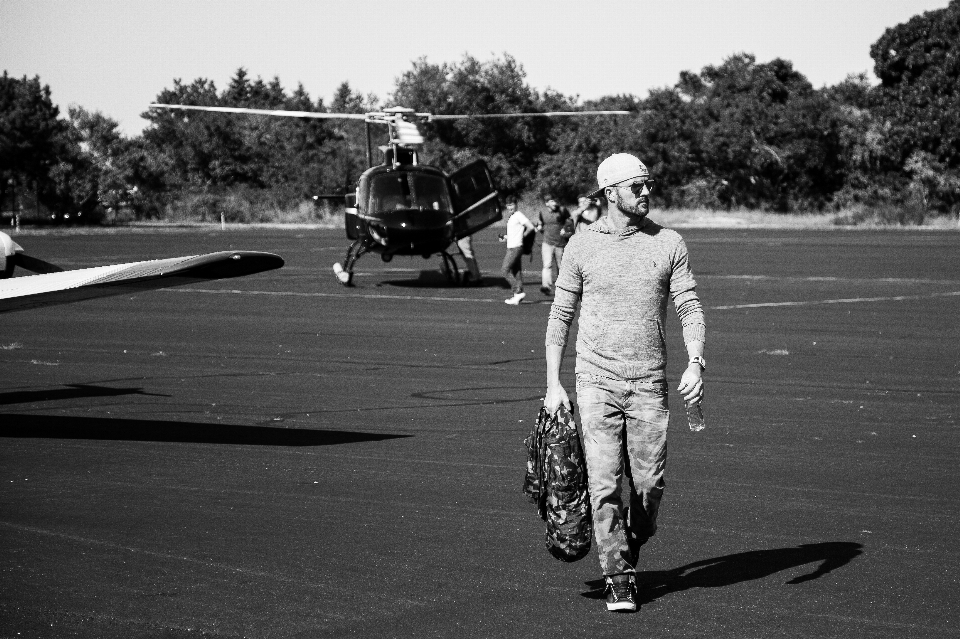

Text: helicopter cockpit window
xmin=369 ymin=173 xmax=452 ymax=213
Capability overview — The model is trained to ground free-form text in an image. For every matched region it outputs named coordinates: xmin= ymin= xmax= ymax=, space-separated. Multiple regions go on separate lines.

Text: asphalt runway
xmin=1 ymin=224 xmax=958 ymax=638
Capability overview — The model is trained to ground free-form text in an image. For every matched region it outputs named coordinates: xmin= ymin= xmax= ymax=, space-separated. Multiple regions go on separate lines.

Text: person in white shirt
xmin=500 ymin=197 xmax=536 ymax=305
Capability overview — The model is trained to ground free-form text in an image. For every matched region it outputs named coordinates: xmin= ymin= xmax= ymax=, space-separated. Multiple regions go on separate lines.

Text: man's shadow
xmin=582 ymin=542 xmax=863 ymax=603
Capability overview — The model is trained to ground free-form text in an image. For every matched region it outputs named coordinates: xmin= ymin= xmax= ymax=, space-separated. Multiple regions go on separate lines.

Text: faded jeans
xmin=541 ymin=242 xmax=564 ymax=288
xmin=576 ymin=373 xmax=669 ymax=577
xmin=501 ymin=246 xmax=524 ymax=294
xmin=457 ymin=236 xmax=481 ymax=280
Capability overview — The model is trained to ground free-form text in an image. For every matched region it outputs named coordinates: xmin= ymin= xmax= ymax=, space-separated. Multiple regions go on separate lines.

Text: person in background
xmin=572 ymin=195 xmax=602 ymax=233
xmin=500 ymin=197 xmax=536 ymax=305
xmin=456 ymin=235 xmax=482 ymax=284
xmin=543 ymin=153 xmax=706 ymax=613
xmin=536 ymin=194 xmax=572 ymax=296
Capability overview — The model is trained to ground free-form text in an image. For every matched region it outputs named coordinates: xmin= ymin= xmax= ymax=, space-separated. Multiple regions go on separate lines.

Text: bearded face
xmin=613 ymin=186 xmax=649 ymax=220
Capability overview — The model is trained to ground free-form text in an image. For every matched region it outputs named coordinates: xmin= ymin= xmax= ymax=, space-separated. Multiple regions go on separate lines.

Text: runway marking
xmin=0 ymin=519 xmax=336 ymax=592
xmin=164 ymin=287 xmax=960 ymax=308
xmin=712 ymin=290 xmax=960 ymax=310
xmin=164 ymin=288 xmax=497 ymax=303
xmin=703 ymin=274 xmax=960 ymax=285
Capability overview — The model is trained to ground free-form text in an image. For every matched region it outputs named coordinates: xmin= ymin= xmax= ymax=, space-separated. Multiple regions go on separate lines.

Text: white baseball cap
xmin=588 ymin=153 xmax=649 ymax=198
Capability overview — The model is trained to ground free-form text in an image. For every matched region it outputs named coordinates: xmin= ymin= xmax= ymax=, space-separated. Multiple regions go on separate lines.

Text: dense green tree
xmin=326 ymin=81 xmax=379 ymax=193
xmin=533 ymin=95 xmax=642 ymax=201
xmin=818 ymin=74 xmax=891 ymax=208
xmin=627 ymin=89 xmax=704 ymax=208
xmin=56 ymin=106 xmax=171 ymax=221
xmin=67 ymin=107 xmax=129 ymax=212
xmin=538 ymin=55 xmax=852 ymax=211
xmin=138 ymin=70 xmax=378 ymax=220
xmin=688 ymin=55 xmax=845 ymax=210
xmin=143 ymin=71 xmax=373 ymax=196
xmin=870 ymin=0 xmax=960 ymax=211
xmin=392 ymin=54 xmax=566 ymax=194
xmin=142 ymin=77 xmax=237 ymax=187
xmin=0 ymin=72 xmax=66 ymax=215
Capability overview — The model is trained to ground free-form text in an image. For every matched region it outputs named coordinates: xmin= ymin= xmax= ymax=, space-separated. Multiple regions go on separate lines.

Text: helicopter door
xmin=344 ymin=191 xmax=360 ymax=240
xmin=449 ymin=160 xmax=501 ymax=240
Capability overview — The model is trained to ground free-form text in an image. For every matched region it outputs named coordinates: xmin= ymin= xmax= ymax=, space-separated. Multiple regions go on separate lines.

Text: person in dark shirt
xmin=536 ymin=194 xmax=573 ymax=296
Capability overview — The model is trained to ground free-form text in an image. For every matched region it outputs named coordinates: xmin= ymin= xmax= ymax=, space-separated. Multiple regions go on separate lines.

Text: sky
xmin=0 ymin=0 xmax=951 ymax=136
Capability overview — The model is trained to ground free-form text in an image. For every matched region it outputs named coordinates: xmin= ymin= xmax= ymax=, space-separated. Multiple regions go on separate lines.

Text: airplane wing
xmin=0 ymin=250 xmax=284 ymax=314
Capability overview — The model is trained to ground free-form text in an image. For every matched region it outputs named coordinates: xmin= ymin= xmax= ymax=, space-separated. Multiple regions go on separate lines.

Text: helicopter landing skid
xmin=334 ymin=241 xmax=464 ymax=287
xmin=438 ymin=251 xmax=460 ymax=284
xmin=333 ymin=239 xmax=373 ymax=286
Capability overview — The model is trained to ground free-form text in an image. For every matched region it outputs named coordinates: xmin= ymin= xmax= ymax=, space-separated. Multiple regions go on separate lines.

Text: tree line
xmin=2 ymin=0 xmax=958 ymax=224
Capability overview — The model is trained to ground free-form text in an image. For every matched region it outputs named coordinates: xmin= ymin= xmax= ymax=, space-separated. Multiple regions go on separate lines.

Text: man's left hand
xmin=677 ymin=364 xmax=704 ymax=405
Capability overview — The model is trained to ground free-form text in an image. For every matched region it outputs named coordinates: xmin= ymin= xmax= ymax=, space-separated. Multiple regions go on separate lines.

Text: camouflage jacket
xmin=523 ymin=405 xmax=592 ymax=562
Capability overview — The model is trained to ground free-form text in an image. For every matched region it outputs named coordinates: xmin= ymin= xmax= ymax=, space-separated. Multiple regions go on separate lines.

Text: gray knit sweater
xmin=545 ymin=216 xmax=706 ymax=382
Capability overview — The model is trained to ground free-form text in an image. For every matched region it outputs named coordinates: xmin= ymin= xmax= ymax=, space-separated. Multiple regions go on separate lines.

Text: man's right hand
xmin=544 ymin=384 xmax=571 ymax=414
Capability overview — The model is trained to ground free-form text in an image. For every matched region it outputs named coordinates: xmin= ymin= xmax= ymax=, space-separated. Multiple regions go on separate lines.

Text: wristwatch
xmin=689 ymin=356 xmax=706 ymax=370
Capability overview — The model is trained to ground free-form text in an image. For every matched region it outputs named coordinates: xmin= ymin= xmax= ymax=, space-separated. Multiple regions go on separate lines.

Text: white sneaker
xmin=504 ymin=292 xmax=526 ymax=305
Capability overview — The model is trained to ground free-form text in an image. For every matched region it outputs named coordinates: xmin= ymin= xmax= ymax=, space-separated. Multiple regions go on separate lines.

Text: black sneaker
xmin=540 ymin=285 xmax=553 ymax=296
xmin=604 ymin=575 xmax=637 ymax=612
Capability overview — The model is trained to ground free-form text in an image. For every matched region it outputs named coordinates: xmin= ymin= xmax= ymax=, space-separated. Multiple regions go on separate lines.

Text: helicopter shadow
xmin=380 ymin=271 xmax=511 ymax=289
xmin=581 ymin=542 xmax=863 ymax=603
xmin=0 ymin=384 xmax=168 ymax=406
xmin=0 ymin=413 xmax=411 ymax=447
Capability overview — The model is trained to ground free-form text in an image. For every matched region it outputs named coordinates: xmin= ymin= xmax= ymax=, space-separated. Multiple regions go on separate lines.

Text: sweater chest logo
xmin=638 ymin=258 xmax=658 ymax=272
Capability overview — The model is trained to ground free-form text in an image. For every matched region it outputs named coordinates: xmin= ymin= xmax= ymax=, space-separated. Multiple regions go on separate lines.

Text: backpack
xmin=521 ymin=229 xmax=536 ymax=256
xmin=523 ymin=405 xmax=592 ymax=562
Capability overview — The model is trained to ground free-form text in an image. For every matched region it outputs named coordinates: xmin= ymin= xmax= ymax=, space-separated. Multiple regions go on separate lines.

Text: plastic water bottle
xmin=686 ymin=401 xmax=705 ymax=432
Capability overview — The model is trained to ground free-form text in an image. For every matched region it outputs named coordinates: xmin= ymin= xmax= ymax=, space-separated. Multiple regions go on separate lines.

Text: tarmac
xmin=1 ymin=225 xmax=958 ymax=638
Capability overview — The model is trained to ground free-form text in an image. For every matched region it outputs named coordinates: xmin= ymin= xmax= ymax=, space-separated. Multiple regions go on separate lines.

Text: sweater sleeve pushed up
xmin=670 ymin=236 xmax=705 ymax=346
xmin=546 ymin=287 xmax=579 ymax=347
xmin=676 ymin=297 xmax=706 ymax=346
xmin=545 ymin=238 xmax=583 ymax=347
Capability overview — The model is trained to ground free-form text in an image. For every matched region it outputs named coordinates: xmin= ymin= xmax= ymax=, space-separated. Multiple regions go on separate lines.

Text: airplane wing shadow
xmin=0 ymin=384 xmax=167 ymax=406
xmin=0 ymin=413 xmax=410 ymax=447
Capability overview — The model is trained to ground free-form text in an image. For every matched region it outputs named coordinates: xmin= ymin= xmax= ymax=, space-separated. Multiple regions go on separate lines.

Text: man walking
xmin=536 ymin=194 xmax=573 ymax=296
xmin=500 ymin=197 xmax=536 ymax=305
xmin=543 ymin=154 xmax=706 ymax=613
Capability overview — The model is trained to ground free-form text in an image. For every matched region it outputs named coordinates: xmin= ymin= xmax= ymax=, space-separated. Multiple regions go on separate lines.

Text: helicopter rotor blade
xmin=149 ymin=104 xmax=371 ymax=120
xmin=428 ymin=110 xmax=632 ymax=120
xmin=149 ymin=104 xmax=632 ymax=123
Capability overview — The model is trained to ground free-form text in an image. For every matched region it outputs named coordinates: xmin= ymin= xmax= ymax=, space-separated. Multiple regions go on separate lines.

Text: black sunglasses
xmin=616 ymin=179 xmax=655 ymax=195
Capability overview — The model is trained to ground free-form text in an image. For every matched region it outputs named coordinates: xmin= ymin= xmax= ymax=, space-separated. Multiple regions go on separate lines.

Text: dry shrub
xmin=161 ymin=188 xmax=336 ymax=224
xmin=833 ymin=200 xmax=927 ymax=226
xmin=672 ymin=179 xmax=723 ymax=210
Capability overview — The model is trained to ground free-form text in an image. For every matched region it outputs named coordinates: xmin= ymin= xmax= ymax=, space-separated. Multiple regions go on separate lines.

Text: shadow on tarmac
xmin=0 ymin=384 xmax=169 ymax=406
xmin=581 ymin=542 xmax=864 ymax=603
xmin=0 ymin=414 xmax=411 ymax=447
xmin=380 ymin=271 xmax=511 ymax=289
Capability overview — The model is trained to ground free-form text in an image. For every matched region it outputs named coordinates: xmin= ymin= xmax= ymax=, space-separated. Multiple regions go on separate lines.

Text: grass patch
xmin=506 ymin=200 xmax=959 ymax=229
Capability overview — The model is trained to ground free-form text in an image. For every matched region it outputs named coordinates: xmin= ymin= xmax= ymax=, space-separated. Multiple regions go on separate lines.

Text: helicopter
xmin=148 ymin=103 xmax=631 ymax=286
